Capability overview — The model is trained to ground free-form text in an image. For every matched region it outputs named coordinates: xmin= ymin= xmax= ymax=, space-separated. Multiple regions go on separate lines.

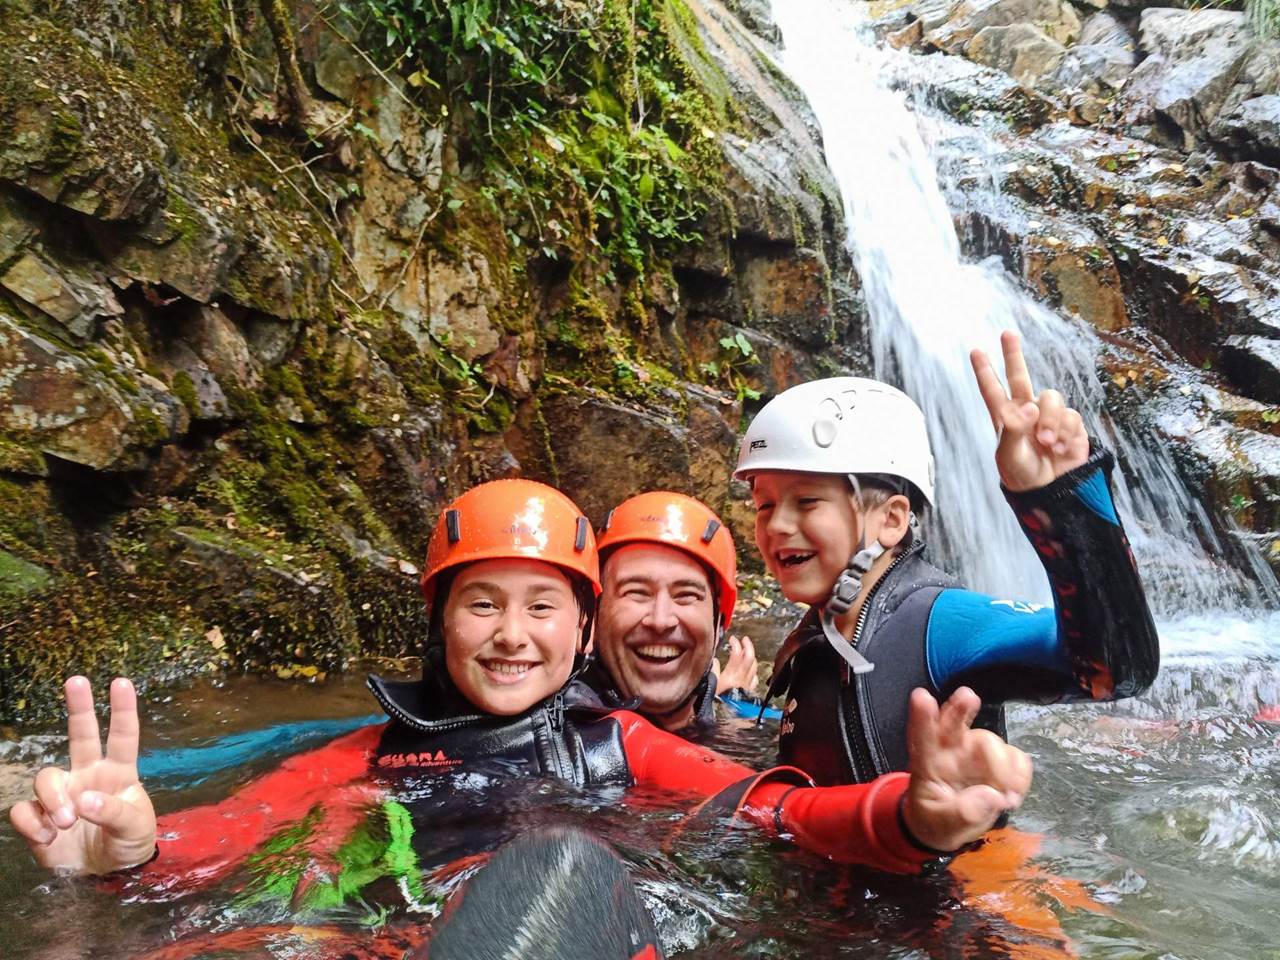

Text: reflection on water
xmin=2 ymin=628 xmax=1279 ymax=958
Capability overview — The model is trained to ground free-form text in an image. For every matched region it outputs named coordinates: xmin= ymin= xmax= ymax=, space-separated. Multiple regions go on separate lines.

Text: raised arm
xmin=960 ymin=331 xmax=1159 ymax=702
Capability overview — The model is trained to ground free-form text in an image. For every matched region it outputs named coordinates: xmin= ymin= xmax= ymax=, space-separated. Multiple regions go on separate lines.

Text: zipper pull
xmin=550 ymin=692 xmax=565 ymax=731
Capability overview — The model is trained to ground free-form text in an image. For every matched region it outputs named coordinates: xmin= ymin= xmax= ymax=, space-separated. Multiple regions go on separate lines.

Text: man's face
xmin=596 ymin=543 xmax=717 ymax=723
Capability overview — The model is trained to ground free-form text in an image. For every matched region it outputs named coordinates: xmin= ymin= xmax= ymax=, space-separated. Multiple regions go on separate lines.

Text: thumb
xmin=76 ymin=789 xmax=153 ymax=842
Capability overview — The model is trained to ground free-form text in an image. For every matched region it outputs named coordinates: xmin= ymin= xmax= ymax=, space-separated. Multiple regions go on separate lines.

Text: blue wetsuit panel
xmin=1072 ymin=467 xmax=1119 ymax=525
xmin=718 ymin=694 xmax=783 ymax=721
xmin=925 ymin=590 xmax=1071 ymax=690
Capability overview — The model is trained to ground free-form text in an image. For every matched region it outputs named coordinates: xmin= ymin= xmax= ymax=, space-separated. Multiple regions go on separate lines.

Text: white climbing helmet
xmin=733 ymin=377 xmax=935 ymax=507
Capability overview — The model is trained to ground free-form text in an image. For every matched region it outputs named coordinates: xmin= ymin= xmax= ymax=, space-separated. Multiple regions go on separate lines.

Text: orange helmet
xmin=596 ymin=491 xmax=737 ymax=631
xmin=420 ymin=479 xmax=601 ymax=610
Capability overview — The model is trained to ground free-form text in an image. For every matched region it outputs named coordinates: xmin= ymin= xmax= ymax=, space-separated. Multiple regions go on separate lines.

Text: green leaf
xmin=735 ymin=332 xmax=753 ymax=356
xmin=447 ymin=198 xmax=464 ymax=211
xmin=637 ymin=172 xmax=655 ymax=202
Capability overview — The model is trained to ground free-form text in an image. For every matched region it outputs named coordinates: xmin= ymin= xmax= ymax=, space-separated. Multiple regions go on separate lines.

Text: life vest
xmin=769 ymin=542 xmax=1006 ymax=785
xmin=368 ymin=674 xmax=632 ymax=789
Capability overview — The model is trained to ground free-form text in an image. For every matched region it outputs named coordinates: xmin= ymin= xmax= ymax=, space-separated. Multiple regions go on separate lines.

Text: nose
xmin=492 ymin=607 xmax=530 ymax=651
xmin=642 ymin=590 xmax=679 ymax=632
xmin=764 ymin=502 xmax=797 ymax=540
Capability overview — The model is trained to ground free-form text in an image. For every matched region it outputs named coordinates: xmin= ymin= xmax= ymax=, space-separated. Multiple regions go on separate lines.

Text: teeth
xmin=779 ymin=552 xmax=814 ymax=567
xmin=483 ymin=660 xmax=533 ymax=675
xmin=635 ymin=644 xmax=682 ymax=660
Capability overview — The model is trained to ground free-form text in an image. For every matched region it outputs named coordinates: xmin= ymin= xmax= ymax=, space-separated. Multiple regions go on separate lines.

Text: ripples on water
xmin=1 ymin=640 xmax=1278 ymax=959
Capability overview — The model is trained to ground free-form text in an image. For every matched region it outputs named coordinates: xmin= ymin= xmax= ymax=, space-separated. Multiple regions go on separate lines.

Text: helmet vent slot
xmin=701 ymin=519 xmax=721 ymax=543
xmin=445 ymin=509 xmax=461 ymax=544
xmin=574 ymin=516 xmax=589 ymax=552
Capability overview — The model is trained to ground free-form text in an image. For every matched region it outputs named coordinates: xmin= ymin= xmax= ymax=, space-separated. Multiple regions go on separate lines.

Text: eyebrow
xmin=457 ymin=580 xmax=569 ymax=595
xmin=615 ymin=576 xmax=708 ymax=592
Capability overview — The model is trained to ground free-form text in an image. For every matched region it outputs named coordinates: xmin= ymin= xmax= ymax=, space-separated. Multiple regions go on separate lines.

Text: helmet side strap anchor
xmin=819 ymin=473 xmax=883 ymax=674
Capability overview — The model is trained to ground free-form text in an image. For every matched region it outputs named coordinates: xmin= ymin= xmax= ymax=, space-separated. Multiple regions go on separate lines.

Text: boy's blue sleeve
xmin=966 ymin=443 xmax=1160 ymax=703
xmin=925 ymin=591 xmax=1072 ymax=691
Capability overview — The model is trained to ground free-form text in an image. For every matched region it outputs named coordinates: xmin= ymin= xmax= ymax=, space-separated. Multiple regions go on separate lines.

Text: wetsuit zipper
xmin=841 ymin=542 xmax=920 ymax=782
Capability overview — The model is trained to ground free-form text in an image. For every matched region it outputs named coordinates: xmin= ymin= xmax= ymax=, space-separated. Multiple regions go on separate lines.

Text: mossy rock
xmin=0 ymin=548 xmax=51 ymax=599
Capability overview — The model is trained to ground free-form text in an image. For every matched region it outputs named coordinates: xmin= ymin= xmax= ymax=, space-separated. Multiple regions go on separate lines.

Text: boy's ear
xmin=877 ymin=494 xmax=913 ymax=549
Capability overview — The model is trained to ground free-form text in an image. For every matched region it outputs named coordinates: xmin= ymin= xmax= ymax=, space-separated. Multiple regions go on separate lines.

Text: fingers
xmin=1061 ymin=409 xmax=1089 ymax=465
xmin=33 ymin=766 xmax=75 ymax=830
xmin=969 ymin=348 xmax=1008 ymax=435
xmin=64 ymin=676 xmax=103 ymax=771
xmin=954 ymin=784 xmax=1011 ymax=837
xmin=1035 ymin=389 xmax=1065 ymax=450
xmin=936 ymin=687 xmax=982 ymax=747
xmin=9 ymin=800 xmax=58 ymax=848
xmin=1001 ymin=330 xmax=1035 ymax=402
xmin=962 ymin=729 xmax=1033 ymax=809
xmin=105 ymin=678 xmax=141 ymax=774
xmin=906 ymin=687 xmax=942 ymax=765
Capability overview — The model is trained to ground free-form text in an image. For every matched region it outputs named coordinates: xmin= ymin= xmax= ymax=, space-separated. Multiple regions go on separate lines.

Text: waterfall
xmin=768 ymin=0 xmax=1280 ymax=643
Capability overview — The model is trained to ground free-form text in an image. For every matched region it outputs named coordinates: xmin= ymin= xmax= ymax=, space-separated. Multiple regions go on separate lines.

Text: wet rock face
xmin=915 ymin=0 xmax=1280 ymax=567
xmin=926 ymin=0 xmax=1081 ymax=53
xmin=0 ymin=29 xmax=169 ymax=223
xmin=0 ymin=0 xmax=866 ymax=719
xmin=1119 ymin=9 xmax=1261 ymax=148
xmin=1212 ymin=95 xmax=1280 ymax=166
xmin=966 ymin=23 xmax=1067 ymax=88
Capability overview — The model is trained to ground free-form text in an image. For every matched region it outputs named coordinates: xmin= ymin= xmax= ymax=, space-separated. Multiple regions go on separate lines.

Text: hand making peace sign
xmin=901 ymin=687 xmax=1033 ymax=852
xmin=8 ymin=677 xmax=157 ymax=875
xmin=970 ymin=330 xmax=1090 ymax=492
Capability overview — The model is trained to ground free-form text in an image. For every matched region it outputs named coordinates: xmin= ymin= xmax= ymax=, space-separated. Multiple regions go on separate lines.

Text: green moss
xmin=0 ymin=548 xmax=51 ymax=598
xmin=0 ymin=433 xmax=47 ymax=475
xmin=171 ymin=369 xmax=199 ymax=415
xmin=48 ymin=109 xmax=83 ymax=166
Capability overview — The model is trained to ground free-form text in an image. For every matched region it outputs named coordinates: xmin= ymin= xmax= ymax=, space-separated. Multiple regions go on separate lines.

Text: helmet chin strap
xmin=819 ymin=474 xmax=884 ymax=674
xmin=820 ymin=539 xmax=882 ymax=674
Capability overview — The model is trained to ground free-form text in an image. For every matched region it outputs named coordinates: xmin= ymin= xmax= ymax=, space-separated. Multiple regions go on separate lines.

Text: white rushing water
xmin=769 ymin=0 xmax=1280 ymax=656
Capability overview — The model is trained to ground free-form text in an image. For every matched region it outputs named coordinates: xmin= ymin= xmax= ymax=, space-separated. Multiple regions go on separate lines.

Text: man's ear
xmin=876 ymin=494 xmax=913 ymax=549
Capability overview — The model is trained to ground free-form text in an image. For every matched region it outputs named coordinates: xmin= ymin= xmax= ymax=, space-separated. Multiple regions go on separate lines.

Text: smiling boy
xmin=737 ymin=332 xmax=1160 ymax=785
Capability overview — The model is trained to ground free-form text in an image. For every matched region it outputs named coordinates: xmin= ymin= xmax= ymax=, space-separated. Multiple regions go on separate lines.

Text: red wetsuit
xmin=137 ymin=710 xmax=933 ymax=897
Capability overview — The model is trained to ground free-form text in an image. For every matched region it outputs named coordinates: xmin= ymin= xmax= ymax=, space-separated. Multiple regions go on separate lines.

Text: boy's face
xmin=596 ymin=543 xmax=717 ymax=725
xmin=444 ymin=558 xmax=583 ymax=716
xmin=751 ymin=471 xmax=876 ymax=606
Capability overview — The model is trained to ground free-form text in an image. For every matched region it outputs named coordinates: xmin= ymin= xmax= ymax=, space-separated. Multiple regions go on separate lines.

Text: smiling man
xmin=583 ymin=492 xmax=759 ymax=732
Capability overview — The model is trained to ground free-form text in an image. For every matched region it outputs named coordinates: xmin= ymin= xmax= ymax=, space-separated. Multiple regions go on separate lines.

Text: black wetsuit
xmin=369 ymin=671 xmax=633 ymax=788
xmin=768 ymin=446 xmax=1160 ymax=785
xmin=579 ymin=659 xmax=719 ymax=731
